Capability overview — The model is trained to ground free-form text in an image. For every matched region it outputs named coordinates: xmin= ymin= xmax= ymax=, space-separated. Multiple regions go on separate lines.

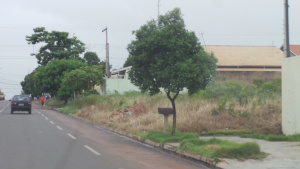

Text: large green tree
xmin=21 ymin=59 xmax=86 ymax=97
xmin=126 ymin=8 xmax=217 ymax=136
xmin=21 ymin=70 xmax=41 ymax=97
xmin=26 ymin=27 xmax=85 ymax=66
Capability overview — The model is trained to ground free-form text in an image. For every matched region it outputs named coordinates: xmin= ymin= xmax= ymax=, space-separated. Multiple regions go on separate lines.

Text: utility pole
xmin=102 ymin=27 xmax=110 ymax=78
xmin=158 ymin=0 xmax=160 ymax=18
xmin=284 ymin=0 xmax=290 ymax=58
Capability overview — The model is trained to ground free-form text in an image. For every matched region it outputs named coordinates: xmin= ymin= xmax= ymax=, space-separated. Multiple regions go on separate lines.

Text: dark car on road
xmin=10 ymin=95 xmax=32 ymax=114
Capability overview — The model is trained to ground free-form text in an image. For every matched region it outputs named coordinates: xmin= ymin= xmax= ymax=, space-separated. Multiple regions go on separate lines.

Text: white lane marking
xmin=56 ymin=126 xmax=63 ymax=130
xmin=41 ymin=114 xmax=44 ymax=117
xmin=38 ymin=111 xmax=41 ymax=114
xmin=0 ymin=102 xmax=9 ymax=113
xmin=50 ymin=121 xmax=54 ymax=124
xmin=45 ymin=117 xmax=48 ymax=120
xmin=67 ymin=133 xmax=76 ymax=139
xmin=84 ymin=145 xmax=101 ymax=155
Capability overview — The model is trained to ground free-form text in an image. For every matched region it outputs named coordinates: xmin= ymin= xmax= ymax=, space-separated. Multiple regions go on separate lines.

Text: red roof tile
xmin=290 ymin=45 xmax=300 ymax=56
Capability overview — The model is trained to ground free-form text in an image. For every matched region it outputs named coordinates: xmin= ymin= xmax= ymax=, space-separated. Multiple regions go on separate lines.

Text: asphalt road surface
xmin=0 ymin=100 xmax=209 ymax=169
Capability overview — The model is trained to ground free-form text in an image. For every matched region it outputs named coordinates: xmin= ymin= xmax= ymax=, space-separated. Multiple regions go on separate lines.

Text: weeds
xmin=180 ymin=138 xmax=266 ymax=161
xmin=57 ymin=79 xmax=282 ymax=135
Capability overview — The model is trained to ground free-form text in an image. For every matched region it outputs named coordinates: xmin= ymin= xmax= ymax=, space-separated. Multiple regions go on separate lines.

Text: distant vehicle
xmin=0 ymin=92 xmax=5 ymax=100
xmin=10 ymin=95 xmax=32 ymax=114
xmin=44 ymin=93 xmax=51 ymax=100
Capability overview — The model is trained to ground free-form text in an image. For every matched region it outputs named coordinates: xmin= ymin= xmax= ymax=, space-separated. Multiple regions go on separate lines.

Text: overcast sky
xmin=0 ymin=0 xmax=299 ymax=99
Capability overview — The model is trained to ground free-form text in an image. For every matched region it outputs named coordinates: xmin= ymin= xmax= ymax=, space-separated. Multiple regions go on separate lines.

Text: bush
xmin=252 ymin=78 xmax=265 ymax=88
xmin=257 ymin=78 xmax=281 ymax=99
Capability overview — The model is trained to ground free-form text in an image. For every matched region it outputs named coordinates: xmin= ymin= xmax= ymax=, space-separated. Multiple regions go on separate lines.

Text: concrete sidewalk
xmin=200 ymin=136 xmax=300 ymax=169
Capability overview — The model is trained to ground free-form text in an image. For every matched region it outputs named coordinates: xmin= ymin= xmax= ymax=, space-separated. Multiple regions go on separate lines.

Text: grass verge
xmin=135 ymin=131 xmax=199 ymax=143
xmin=201 ymin=130 xmax=300 ymax=141
xmin=45 ymin=98 xmax=65 ymax=108
xmin=241 ymin=133 xmax=300 ymax=141
xmin=180 ymin=138 xmax=266 ymax=161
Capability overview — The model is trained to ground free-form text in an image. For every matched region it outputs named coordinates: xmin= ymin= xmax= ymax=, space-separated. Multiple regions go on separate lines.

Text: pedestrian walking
xmin=40 ymin=95 xmax=45 ymax=108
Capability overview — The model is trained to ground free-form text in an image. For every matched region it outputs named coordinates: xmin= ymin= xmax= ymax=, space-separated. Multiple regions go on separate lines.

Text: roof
xmin=204 ymin=45 xmax=284 ymax=66
xmin=289 ymin=45 xmax=300 ymax=56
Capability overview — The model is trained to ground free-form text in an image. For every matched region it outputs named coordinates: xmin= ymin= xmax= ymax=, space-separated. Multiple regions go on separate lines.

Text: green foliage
xmin=26 ymin=27 xmax=85 ymax=66
xmin=21 ymin=70 xmax=41 ymax=97
xmin=61 ymin=65 xmax=103 ymax=95
xmin=60 ymin=106 xmax=78 ymax=114
xmin=252 ymin=78 xmax=265 ymax=88
xmin=83 ymin=52 xmax=100 ymax=66
xmin=201 ymin=81 xmax=255 ymax=101
xmin=127 ymin=8 xmax=217 ymax=96
xmin=57 ymin=83 xmax=72 ymax=104
xmin=180 ymin=138 xmax=265 ymax=160
xmin=45 ymin=97 xmax=65 ymax=108
xmin=257 ymin=78 xmax=281 ymax=99
xmin=200 ymin=130 xmax=251 ymax=136
xmin=212 ymin=142 xmax=265 ymax=160
xmin=241 ymin=133 xmax=300 ymax=141
xmin=195 ymin=78 xmax=281 ymax=104
xmin=144 ymin=131 xmax=199 ymax=143
xmin=126 ymin=8 xmax=217 ymax=136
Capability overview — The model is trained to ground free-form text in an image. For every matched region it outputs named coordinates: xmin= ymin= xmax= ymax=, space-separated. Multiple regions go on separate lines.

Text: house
xmin=280 ymin=44 xmax=300 ymax=56
xmin=99 ymin=66 xmax=140 ymax=95
xmin=204 ymin=45 xmax=284 ymax=83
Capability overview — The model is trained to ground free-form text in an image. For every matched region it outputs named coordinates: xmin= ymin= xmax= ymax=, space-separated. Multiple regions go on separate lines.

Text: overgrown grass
xmin=201 ymin=130 xmax=300 ymax=142
xmin=241 ymin=133 xmax=300 ymax=141
xmin=60 ymin=106 xmax=78 ymax=114
xmin=180 ymin=138 xmax=266 ymax=161
xmin=45 ymin=97 xmax=65 ymax=108
xmin=50 ymin=79 xmax=283 ymax=135
xmin=200 ymin=130 xmax=251 ymax=136
xmin=136 ymin=131 xmax=199 ymax=143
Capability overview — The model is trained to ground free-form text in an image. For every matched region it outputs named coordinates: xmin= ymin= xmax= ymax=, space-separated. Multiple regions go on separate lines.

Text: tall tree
xmin=26 ymin=27 xmax=85 ymax=66
xmin=21 ymin=70 xmax=41 ymax=97
xmin=126 ymin=8 xmax=217 ymax=136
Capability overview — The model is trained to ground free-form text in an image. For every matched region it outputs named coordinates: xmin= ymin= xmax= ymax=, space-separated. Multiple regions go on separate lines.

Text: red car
xmin=0 ymin=93 xmax=4 ymax=100
xmin=10 ymin=95 xmax=32 ymax=114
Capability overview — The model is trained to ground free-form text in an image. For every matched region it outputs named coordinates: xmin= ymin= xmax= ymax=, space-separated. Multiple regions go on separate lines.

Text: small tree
xmin=83 ymin=52 xmax=100 ymax=66
xmin=61 ymin=65 xmax=103 ymax=95
xmin=126 ymin=8 xmax=217 ymax=136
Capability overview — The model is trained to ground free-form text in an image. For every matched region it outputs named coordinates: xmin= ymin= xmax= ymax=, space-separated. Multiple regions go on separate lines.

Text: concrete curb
xmin=52 ymin=108 xmax=217 ymax=168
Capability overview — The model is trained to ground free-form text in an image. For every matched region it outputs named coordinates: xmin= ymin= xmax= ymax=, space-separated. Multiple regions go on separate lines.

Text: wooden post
xmin=158 ymin=108 xmax=174 ymax=134
xmin=163 ymin=114 xmax=168 ymax=134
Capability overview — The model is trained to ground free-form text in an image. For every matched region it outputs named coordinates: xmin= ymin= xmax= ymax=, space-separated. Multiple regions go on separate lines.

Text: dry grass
xmin=76 ymin=93 xmax=282 ymax=134
xmin=205 ymin=144 xmax=220 ymax=151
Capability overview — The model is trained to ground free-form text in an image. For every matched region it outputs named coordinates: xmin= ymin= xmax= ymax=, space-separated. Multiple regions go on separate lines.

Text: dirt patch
xmin=128 ymin=104 xmax=147 ymax=116
xmin=205 ymin=144 xmax=220 ymax=151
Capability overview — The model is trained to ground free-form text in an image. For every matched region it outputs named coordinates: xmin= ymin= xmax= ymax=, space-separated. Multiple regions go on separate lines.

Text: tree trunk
xmin=167 ymin=91 xmax=179 ymax=136
xmin=171 ymin=99 xmax=176 ymax=136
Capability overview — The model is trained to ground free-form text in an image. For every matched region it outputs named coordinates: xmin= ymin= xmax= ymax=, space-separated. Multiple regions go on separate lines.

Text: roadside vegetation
xmin=55 ymin=78 xmax=282 ymax=135
xmin=134 ymin=130 xmax=266 ymax=161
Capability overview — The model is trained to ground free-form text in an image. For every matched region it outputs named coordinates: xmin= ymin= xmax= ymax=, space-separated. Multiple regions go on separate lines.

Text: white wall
xmin=282 ymin=56 xmax=300 ymax=135
xmin=103 ymin=70 xmax=140 ymax=95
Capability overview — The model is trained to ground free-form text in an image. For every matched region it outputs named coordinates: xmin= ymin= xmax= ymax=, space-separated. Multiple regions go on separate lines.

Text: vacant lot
xmin=57 ymin=79 xmax=282 ymax=135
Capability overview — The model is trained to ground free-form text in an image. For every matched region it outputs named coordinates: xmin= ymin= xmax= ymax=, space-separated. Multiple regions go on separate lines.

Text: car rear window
xmin=13 ymin=96 xmax=30 ymax=101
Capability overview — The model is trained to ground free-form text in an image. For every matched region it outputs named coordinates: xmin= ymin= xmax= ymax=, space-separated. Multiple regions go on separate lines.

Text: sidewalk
xmin=199 ymin=136 xmax=300 ymax=169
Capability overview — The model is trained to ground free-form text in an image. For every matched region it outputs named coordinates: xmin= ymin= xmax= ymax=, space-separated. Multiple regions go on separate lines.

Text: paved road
xmin=0 ymin=101 xmax=209 ymax=169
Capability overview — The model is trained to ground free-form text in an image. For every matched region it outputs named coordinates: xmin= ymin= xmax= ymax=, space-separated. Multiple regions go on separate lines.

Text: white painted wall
xmin=282 ymin=56 xmax=300 ymax=135
xmin=104 ymin=70 xmax=140 ymax=95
